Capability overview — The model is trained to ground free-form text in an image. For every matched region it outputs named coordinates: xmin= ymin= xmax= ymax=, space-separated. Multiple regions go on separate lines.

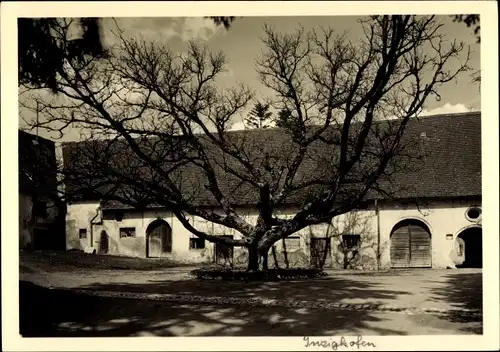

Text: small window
xmin=79 ymin=229 xmax=87 ymax=239
xmin=342 ymin=234 xmax=361 ymax=250
xmin=189 ymin=237 xmax=205 ymax=249
xmin=283 ymin=236 xmax=300 ymax=251
xmin=465 ymin=206 xmax=482 ymax=221
xmin=119 ymin=227 xmax=136 ymax=238
xmin=33 ymin=201 xmax=47 ymax=218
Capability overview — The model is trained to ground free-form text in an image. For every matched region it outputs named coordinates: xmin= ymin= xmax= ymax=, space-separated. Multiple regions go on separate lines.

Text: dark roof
xmin=19 ymin=130 xmax=58 ymax=197
xmin=61 ymin=111 xmax=481 ymax=209
xmin=373 ymin=112 xmax=482 ymax=200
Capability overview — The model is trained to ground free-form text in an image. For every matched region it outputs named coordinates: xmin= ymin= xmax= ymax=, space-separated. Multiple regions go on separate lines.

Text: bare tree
xmin=21 ymin=16 xmax=470 ymax=271
xmin=450 ymin=15 xmax=480 ymax=88
xmin=327 ymin=211 xmax=383 ymax=270
xmin=267 ymin=211 xmax=388 ymax=270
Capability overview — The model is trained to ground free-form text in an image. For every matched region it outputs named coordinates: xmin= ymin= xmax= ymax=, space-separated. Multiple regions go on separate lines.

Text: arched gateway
xmin=146 ymin=219 xmax=172 ymax=258
xmin=390 ymin=219 xmax=432 ymax=268
xmin=456 ymin=226 xmax=482 ymax=268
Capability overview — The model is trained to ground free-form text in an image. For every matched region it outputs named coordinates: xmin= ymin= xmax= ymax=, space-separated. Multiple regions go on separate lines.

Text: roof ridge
xmin=415 ymin=110 xmax=481 ymax=119
xmin=58 ymin=110 xmax=482 ymax=147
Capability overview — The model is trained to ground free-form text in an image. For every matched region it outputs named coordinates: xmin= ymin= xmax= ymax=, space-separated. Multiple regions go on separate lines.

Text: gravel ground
xmin=19 ymin=251 xmax=483 ymax=336
xmin=20 ymin=265 xmax=483 ymax=313
xmin=20 ymin=282 xmax=482 ymax=337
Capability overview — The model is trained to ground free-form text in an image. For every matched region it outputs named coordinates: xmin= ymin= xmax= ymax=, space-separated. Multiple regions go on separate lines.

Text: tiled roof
xmin=61 ymin=112 xmax=481 ymax=209
xmin=373 ymin=112 xmax=482 ymax=200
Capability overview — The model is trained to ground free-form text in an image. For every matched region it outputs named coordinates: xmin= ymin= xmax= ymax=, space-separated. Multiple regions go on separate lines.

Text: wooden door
xmin=99 ymin=230 xmax=109 ymax=254
xmin=391 ymin=222 xmax=431 ymax=268
xmin=310 ymin=238 xmax=331 ymax=268
xmin=148 ymin=232 xmax=162 ymax=257
xmin=409 ymin=225 xmax=432 ymax=267
xmin=391 ymin=226 xmax=410 ymax=268
xmin=215 ymin=235 xmax=234 ymax=266
xmin=147 ymin=221 xmax=171 ymax=258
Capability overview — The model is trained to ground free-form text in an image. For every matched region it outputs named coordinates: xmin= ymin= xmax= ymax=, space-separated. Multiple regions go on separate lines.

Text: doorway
xmin=146 ymin=219 xmax=172 ymax=258
xmin=390 ymin=219 xmax=432 ymax=268
xmin=456 ymin=227 xmax=482 ymax=268
xmin=310 ymin=238 xmax=332 ymax=268
xmin=99 ymin=230 xmax=109 ymax=254
xmin=215 ymin=235 xmax=234 ymax=266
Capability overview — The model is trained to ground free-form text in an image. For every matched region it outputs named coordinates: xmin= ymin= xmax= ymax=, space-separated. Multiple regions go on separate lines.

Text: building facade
xmin=19 ymin=130 xmax=66 ymax=250
xmin=65 ymin=198 xmax=482 ymax=269
xmin=63 ymin=112 xmax=482 ymax=269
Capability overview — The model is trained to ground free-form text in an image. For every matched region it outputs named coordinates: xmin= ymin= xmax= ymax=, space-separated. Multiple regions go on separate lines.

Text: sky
xmin=19 ymin=15 xmax=481 ymax=141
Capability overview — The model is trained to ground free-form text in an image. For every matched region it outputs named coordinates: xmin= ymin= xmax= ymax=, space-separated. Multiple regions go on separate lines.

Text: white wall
xmin=65 ymin=199 xmax=481 ymax=268
xmin=378 ymin=199 xmax=482 ymax=269
xmin=66 ymin=201 xmax=100 ymax=251
xmin=97 ymin=209 xmax=216 ymax=260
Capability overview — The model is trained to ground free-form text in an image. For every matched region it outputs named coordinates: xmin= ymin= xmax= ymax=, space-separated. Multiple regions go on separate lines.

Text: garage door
xmin=390 ymin=222 xmax=431 ymax=268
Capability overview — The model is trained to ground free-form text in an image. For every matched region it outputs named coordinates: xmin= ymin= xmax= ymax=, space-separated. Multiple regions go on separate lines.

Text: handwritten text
xmin=303 ymin=335 xmax=376 ymax=350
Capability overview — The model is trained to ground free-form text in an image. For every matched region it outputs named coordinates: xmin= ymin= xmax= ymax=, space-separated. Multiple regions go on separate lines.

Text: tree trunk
xmin=247 ymin=245 xmax=259 ymax=272
xmin=261 ymin=252 xmax=269 ymax=271
xmin=343 ymin=251 xmax=349 ymax=269
xmin=321 ymin=239 xmax=329 ymax=269
xmin=283 ymin=240 xmax=290 ymax=269
xmin=271 ymin=246 xmax=279 ymax=269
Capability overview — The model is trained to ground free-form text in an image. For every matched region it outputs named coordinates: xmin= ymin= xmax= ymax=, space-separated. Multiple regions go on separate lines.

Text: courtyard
xmin=19 ymin=251 xmax=482 ymax=336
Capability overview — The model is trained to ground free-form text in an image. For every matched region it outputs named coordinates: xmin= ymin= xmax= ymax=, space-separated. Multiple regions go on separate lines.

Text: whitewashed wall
xmin=66 ymin=201 xmax=100 ymax=251
xmin=65 ymin=199 xmax=481 ymax=268
xmin=378 ymin=199 xmax=482 ymax=269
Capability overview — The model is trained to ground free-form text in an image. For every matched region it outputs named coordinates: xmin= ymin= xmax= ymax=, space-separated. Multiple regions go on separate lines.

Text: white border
xmin=2 ymin=1 xmax=499 ymax=351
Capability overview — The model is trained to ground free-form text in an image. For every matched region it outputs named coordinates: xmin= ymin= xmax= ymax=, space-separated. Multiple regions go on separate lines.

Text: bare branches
xmin=23 ymin=19 xmax=257 ymax=240
xmin=24 ymin=16 xmax=471 ymax=257
xmin=253 ymin=15 xmax=470 ymax=245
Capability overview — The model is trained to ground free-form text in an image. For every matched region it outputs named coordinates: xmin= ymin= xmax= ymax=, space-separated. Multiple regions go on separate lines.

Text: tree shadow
xmin=78 ymin=275 xmax=411 ymax=304
xmin=20 ymin=272 xmax=482 ymax=337
xmin=427 ymin=272 xmax=483 ymax=334
xmin=325 ymin=269 xmax=431 ymax=276
xmin=19 ymin=280 xmax=407 ymax=337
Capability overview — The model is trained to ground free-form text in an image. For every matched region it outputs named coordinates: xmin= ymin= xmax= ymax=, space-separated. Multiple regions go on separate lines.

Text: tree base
xmin=190 ymin=267 xmax=327 ymax=281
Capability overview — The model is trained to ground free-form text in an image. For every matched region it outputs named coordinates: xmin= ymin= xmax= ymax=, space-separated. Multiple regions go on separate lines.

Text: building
xmin=62 ymin=112 xmax=482 ymax=269
xmin=19 ymin=130 xmax=66 ymax=250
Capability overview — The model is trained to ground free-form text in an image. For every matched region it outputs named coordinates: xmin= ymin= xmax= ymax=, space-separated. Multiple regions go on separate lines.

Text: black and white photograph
xmin=2 ymin=1 xmax=499 ymax=351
